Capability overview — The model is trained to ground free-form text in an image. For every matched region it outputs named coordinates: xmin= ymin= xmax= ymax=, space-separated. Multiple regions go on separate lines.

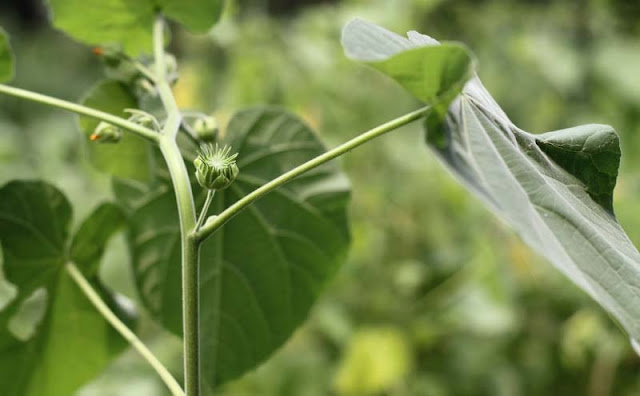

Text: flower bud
xmin=90 ymin=121 xmax=122 ymax=143
xmin=133 ymin=76 xmax=157 ymax=98
xmin=193 ymin=115 xmax=219 ymax=142
xmin=92 ymin=44 xmax=123 ymax=68
xmin=125 ymin=109 xmax=160 ymax=131
xmin=194 ymin=144 xmax=239 ymax=190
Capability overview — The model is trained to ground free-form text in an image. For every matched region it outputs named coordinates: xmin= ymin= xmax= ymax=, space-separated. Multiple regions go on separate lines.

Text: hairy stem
xmin=194 ymin=106 xmax=431 ymax=242
xmin=0 ymin=84 xmax=158 ymax=142
xmin=154 ymin=14 xmax=201 ymax=396
xmin=154 ymin=15 xmax=181 ymax=139
xmin=65 ymin=262 xmax=184 ymax=396
xmin=196 ymin=189 xmax=215 ymax=231
xmin=159 ymin=115 xmax=200 ymax=396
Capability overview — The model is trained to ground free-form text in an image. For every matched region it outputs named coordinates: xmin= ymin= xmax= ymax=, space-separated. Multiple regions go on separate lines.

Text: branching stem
xmin=0 ymin=84 xmax=158 ymax=142
xmin=194 ymin=105 xmax=431 ymax=242
xmin=196 ymin=189 xmax=216 ymax=231
xmin=153 ymin=14 xmax=201 ymax=396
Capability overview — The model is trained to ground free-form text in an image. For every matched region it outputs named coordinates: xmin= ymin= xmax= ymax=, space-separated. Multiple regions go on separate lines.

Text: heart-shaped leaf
xmin=46 ymin=0 xmax=225 ymax=55
xmin=114 ymin=107 xmax=351 ymax=389
xmin=0 ymin=27 xmax=14 ymax=83
xmin=78 ymin=80 xmax=154 ymax=182
xmin=0 ymin=181 xmax=133 ymax=396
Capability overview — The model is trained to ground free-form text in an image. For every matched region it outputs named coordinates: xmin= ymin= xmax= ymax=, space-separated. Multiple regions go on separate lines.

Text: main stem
xmin=65 ymin=262 xmax=184 ymax=396
xmin=194 ymin=105 xmax=431 ymax=242
xmin=154 ymin=15 xmax=200 ymax=396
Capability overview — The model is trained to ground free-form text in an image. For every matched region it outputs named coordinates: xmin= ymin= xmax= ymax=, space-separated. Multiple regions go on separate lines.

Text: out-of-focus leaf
xmin=115 ymin=107 xmax=351 ymax=389
xmin=79 ymin=80 xmax=153 ymax=182
xmin=71 ymin=203 xmax=126 ymax=277
xmin=156 ymin=0 xmax=226 ymax=33
xmin=334 ymin=327 xmax=411 ymax=396
xmin=46 ymin=0 xmax=156 ymax=55
xmin=0 ymin=27 xmax=14 ymax=83
xmin=46 ymin=0 xmax=225 ymax=55
xmin=0 ymin=180 xmax=132 ymax=396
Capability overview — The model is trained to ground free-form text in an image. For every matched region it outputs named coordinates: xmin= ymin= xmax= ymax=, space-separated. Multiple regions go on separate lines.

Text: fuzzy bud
xmin=194 ymin=144 xmax=239 ymax=190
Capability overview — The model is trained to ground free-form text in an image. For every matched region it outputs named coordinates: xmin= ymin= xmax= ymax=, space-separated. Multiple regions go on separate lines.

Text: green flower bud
xmin=133 ymin=76 xmax=157 ymax=98
xmin=194 ymin=144 xmax=239 ymax=190
xmin=125 ymin=109 xmax=160 ymax=131
xmin=193 ymin=115 xmax=219 ymax=142
xmin=90 ymin=121 xmax=122 ymax=143
xmin=92 ymin=44 xmax=124 ymax=68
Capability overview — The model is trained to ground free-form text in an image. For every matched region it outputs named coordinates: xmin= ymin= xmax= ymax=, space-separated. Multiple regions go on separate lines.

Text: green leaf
xmin=341 ymin=19 xmax=474 ymax=110
xmin=426 ymin=76 xmax=640 ymax=347
xmin=46 ymin=0 xmax=225 ymax=55
xmin=79 ymin=80 xmax=154 ymax=182
xmin=0 ymin=27 xmax=14 ymax=83
xmin=157 ymin=0 xmax=226 ymax=33
xmin=115 ymin=107 xmax=351 ymax=388
xmin=71 ymin=203 xmax=126 ymax=277
xmin=47 ymin=0 xmax=156 ymax=55
xmin=0 ymin=181 xmax=132 ymax=396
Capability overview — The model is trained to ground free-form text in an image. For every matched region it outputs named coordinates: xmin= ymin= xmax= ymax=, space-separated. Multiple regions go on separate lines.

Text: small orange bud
xmin=89 ymin=133 xmax=100 ymax=141
xmin=92 ymin=47 xmax=103 ymax=56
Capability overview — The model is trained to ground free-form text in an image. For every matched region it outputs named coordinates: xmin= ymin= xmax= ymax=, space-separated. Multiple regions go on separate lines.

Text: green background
xmin=2 ymin=0 xmax=640 ymax=394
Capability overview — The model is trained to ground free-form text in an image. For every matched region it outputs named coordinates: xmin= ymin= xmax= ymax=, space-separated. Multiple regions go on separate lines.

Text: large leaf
xmin=0 ymin=27 xmax=14 ymax=83
xmin=428 ymin=93 xmax=640 ymax=343
xmin=114 ymin=107 xmax=351 ymax=389
xmin=46 ymin=0 xmax=225 ymax=55
xmin=344 ymin=21 xmax=640 ymax=348
xmin=79 ymin=80 xmax=154 ymax=182
xmin=0 ymin=181 xmax=132 ymax=396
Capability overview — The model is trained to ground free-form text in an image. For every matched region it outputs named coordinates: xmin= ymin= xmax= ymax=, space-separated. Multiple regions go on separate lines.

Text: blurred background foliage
xmin=2 ymin=0 xmax=640 ymax=394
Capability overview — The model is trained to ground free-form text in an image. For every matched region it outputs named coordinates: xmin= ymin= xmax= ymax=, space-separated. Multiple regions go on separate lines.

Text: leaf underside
xmin=0 ymin=181 xmax=131 ymax=396
xmin=114 ymin=107 xmax=351 ymax=389
xmin=342 ymin=19 xmax=640 ymax=346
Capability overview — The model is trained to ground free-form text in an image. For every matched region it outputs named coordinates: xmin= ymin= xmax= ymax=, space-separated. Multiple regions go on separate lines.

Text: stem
xmin=154 ymin=14 xmax=201 ymax=396
xmin=196 ymin=189 xmax=215 ymax=230
xmin=0 ymin=84 xmax=158 ymax=142
xmin=154 ymin=15 xmax=181 ymax=139
xmin=159 ymin=121 xmax=200 ymax=396
xmin=195 ymin=106 xmax=431 ymax=242
xmin=65 ymin=262 xmax=184 ymax=396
